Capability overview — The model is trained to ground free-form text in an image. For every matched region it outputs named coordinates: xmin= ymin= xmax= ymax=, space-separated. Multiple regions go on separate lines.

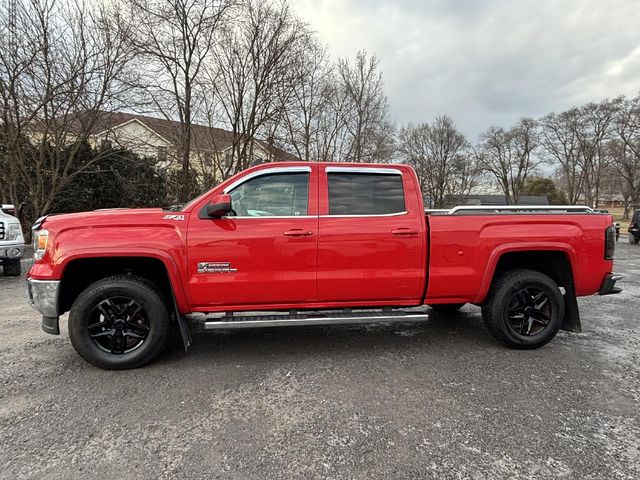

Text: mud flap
xmin=176 ymin=312 xmax=192 ymax=352
xmin=170 ymin=290 xmax=192 ymax=352
xmin=561 ymin=284 xmax=581 ymax=333
xmin=42 ymin=316 xmax=60 ymax=335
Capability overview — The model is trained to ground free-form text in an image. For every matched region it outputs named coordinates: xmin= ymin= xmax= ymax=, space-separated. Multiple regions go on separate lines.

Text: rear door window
xmin=327 ymin=172 xmax=405 ymax=215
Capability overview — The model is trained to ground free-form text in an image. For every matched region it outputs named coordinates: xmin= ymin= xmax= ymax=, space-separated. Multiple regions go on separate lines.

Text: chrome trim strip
xmin=447 ymin=205 xmax=593 ymax=214
xmin=325 ymin=166 xmax=402 ymax=175
xmin=204 ymin=313 xmax=429 ymax=330
xmin=319 ymin=211 xmax=408 ymax=218
xmin=223 ymin=166 xmax=312 ymax=194
xmin=225 ymin=211 xmax=408 ymax=218
xmin=222 ymin=215 xmax=315 ymax=219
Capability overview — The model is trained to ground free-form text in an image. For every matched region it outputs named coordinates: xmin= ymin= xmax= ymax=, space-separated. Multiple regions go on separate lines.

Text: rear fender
xmin=474 ymin=242 xmax=577 ymax=304
xmin=476 ymin=243 xmax=581 ymax=332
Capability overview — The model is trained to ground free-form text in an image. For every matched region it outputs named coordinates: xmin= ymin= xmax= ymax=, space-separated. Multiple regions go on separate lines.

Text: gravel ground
xmin=0 ymin=244 xmax=639 ymax=479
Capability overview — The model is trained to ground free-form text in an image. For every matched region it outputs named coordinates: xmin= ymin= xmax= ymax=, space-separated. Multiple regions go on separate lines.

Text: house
xmin=444 ymin=194 xmax=549 ymax=208
xmin=597 ymin=193 xmax=625 ymax=208
xmin=62 ymin=111 xmax=298 ymax=176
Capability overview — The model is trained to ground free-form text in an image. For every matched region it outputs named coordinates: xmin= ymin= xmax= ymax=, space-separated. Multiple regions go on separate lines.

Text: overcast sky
xmin=292 ymin=0 xmax=640 ymax=139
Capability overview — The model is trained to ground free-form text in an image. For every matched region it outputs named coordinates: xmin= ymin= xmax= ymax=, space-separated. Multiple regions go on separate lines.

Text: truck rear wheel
xmin=481 ymin=269 xmax=564 ymax=349
xmin=3 ymin=259 xmax=21 ymax=276
xmin=68 ymin=275 xmax=171 ymax=369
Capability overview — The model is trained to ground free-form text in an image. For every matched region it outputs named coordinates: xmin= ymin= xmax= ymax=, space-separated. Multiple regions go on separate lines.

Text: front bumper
xmin=598 ymin=273 xmax=623 ymax=295
xmin=0 ymin=243 xmax=24 ymax=260
xmin=26 ymin=278 xmax=61 ymax=334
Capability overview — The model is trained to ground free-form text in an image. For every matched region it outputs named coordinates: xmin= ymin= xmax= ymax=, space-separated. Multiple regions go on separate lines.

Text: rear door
xmin=317 ymin=166 xmax=426 ymax=304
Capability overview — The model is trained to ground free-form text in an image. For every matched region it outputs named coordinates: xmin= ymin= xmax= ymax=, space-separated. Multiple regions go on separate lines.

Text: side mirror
xmin=206 ymin=194 xmax=232 ymax=218
xmin=1 ymin=204 xmax=16 ymax=214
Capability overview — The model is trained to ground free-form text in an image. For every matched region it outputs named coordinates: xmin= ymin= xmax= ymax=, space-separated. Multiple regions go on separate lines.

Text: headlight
xmin=34 ymin=229 xmax=49 ymax=261
xmin=7 ymin=223 xmax=22 ymax=241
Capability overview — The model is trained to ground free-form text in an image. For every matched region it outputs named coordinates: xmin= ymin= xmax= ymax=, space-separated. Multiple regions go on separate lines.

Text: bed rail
xmin=426 ymin=205 xmax=594 ymax=215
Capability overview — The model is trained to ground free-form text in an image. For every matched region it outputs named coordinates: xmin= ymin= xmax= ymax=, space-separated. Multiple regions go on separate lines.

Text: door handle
xmin=391 ymin=228 xmax=418 ymax=235
xmin=283 ymin=229 xmax=313 ymax=237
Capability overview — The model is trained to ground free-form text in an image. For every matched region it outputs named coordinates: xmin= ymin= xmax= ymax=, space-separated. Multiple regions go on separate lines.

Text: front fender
xmin=31 ymin=247 xmax=191 ymax=314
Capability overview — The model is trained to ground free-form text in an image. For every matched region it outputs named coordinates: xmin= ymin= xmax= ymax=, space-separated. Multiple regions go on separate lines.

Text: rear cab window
xmin=327 ymin=170 xmax=406 ymax=215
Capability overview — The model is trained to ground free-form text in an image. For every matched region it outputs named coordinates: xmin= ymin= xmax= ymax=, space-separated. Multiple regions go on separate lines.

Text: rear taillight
xmin=605 ymin=224 xmax=615 ymax=260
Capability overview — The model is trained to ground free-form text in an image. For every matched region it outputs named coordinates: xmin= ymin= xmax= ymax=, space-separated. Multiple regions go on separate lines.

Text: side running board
xmin=203 ymin=310 xmax=429 ymax=330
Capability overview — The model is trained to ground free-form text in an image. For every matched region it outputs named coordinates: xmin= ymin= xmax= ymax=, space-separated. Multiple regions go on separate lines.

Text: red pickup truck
xmin=27 ymin=162 xmax=622 ymax=369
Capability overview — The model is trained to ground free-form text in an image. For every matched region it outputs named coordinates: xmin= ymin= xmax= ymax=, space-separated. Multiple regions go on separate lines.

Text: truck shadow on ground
xmin=155 ymin=307 xmax=498 ymax=368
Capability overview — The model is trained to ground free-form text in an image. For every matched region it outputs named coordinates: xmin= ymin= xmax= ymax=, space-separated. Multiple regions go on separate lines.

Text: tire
xmin=68 ymin=275 xmax=171 ymax=369
xmin=481 ymin=269 xmax=564 ymax=349
xmin=3 ymin=259 xmax=21 ymax=276
xmin=629 ymin=234 xmax=639 ymax=244
xmin=429 ymin=303 xmax=466 ymax=313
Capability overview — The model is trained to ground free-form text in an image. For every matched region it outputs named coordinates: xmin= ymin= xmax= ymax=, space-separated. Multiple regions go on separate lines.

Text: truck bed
xmin=424 ymin=207 xmax=613 ymax=304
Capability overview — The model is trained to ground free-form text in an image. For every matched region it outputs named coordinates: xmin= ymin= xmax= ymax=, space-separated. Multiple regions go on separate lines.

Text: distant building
xmin=93 ymin=111 xmax=296 ymax=163
xmin=52 ymin=111 xmax=298 ymax=179
xmin=597 ymin=193 xmax=625 ymax=208
xmin=444 ymin=194 xmax=549 ymax=208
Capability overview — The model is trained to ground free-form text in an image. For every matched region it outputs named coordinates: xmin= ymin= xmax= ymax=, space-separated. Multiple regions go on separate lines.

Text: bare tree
xmin=573 ymin=99 xmax=620 ymax=208
xmin=206 ymin=0 xmax=305 ymax=177
xmin=0 ymin=0 xmax=135 ymax=223
xmin=337 ymin=50 xmax=394 ymax=162
xmin=309 ymin=72 xmax=351 ymax=162
xmin=277 ymin=34 xmax=332 ymax=161
xmin=125 ymin=0 xmax=234 ymax=201
xmin=398 ymin=116 xmax=476 ymax=207
xmin=448 ymin=150 xmax=481 ymax=201
xmin=477 ymin=118 xmax=542 ymax=204
xmin=613 ymin=95 xmax=640 ymax=216
xmin=540 ymin=109 xmax=585 ymax=204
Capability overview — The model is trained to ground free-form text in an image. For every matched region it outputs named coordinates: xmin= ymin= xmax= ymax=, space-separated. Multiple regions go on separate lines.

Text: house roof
xmin=70 ymin=110 xmax=299 ymax=162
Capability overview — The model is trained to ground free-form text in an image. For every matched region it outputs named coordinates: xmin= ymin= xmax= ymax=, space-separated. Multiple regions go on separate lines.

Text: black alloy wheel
xmin=505 ymin=287 xmax=552 ymax=337
xmin=69 ymin=275 xmax=171 ymax=369
xmin=481 ymin=269 xmax=564 ymax=349
xmin=88 ymin=297 xmax=150 ymax=354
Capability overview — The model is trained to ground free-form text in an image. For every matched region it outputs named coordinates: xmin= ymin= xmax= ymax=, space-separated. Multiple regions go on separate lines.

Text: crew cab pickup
xmin=27 ymin=162 xmax=622 ymax=369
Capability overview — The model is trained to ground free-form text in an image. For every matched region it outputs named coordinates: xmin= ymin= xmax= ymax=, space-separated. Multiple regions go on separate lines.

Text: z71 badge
xmin=163 ymin=214 xmax=185 ymax=221
xmin=197 ymin=262 xmax=237 ymax=274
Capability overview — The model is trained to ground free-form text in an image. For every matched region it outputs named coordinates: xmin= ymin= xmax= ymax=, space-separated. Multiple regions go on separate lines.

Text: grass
xmin=605 ymin=207 xmax=631 ymax=231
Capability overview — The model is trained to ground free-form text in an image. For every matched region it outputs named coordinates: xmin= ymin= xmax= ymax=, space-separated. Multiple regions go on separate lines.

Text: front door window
xmin=229 ymin=172 xmax=309 ymax=217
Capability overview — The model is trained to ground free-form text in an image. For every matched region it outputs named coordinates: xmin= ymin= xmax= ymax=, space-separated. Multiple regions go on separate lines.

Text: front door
xmin=187 ymin=166 xmax=318 ymax=308
xmin=317 ymin=166 xmax=426 ymax=304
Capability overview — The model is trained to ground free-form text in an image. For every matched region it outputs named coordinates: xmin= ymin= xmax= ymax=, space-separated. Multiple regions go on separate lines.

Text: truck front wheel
xmin=68 ymin=275 xmax=171 ymax=369
xmin=481 ymin=269 xmax=564 ymax=349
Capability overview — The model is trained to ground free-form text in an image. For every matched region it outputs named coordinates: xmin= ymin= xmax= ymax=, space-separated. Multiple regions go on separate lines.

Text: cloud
xmin=291 ymin=0 xmax=640 ymax=139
